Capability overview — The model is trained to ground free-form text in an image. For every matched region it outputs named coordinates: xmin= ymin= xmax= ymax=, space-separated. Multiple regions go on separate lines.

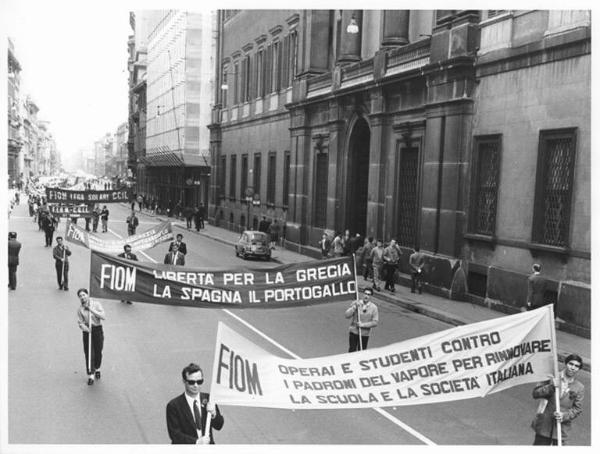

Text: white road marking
xmin=108 ymin=226 xmax=436 ymax=445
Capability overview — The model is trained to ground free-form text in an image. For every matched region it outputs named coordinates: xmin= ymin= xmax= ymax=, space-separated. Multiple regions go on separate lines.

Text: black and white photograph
xmin=1 ymin=1 xmax=595 ymax=452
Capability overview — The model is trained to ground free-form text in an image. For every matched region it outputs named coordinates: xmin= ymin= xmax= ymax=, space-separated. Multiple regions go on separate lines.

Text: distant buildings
xmin=7 ymin=37 xmax=61 ymax=186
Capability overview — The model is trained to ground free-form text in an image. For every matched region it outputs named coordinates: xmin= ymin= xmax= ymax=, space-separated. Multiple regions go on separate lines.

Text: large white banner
xmin=209 ymin=306 xmax=555 ymax=409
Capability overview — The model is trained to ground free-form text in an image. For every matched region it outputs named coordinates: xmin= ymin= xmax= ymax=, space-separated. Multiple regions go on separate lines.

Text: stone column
xmin=338 ymin=10 xmax=363 ymax=64
xmin=381 ymin=10 xmax=410 ymax=47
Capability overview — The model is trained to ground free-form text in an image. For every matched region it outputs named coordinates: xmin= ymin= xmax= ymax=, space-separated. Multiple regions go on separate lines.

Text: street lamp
xmin=346 ymin=14 xmax=359 ymax=34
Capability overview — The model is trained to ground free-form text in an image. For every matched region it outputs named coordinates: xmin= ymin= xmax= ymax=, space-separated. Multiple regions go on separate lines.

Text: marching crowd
xmin=7 ymin=188 xmax=587 ymax=445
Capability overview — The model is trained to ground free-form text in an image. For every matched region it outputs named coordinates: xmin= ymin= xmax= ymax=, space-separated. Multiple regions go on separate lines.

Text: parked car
xmin=235 ymin=230 xmax=271 ymax=260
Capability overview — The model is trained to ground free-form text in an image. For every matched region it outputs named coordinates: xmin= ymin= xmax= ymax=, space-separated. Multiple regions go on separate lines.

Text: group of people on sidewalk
xmin=319 ymin=232 xmax=427 ymax=295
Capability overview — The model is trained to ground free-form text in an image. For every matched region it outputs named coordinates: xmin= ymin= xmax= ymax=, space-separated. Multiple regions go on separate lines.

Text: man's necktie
xmin=193 ymin=400 xmax=202 ymax=430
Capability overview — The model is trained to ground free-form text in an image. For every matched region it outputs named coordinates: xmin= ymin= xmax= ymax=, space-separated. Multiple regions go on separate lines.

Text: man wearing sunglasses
xmin=166 ymin=363 xmax=224 ymax=444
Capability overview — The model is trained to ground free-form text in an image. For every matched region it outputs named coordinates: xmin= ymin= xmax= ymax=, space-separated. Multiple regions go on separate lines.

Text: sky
xmin=3 ymin=1 xmax=132 ymax=171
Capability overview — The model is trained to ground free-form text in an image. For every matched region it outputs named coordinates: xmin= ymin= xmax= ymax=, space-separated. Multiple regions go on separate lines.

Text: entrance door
xmin=347 ymin=118 xmax=371 ymax=236
xmin=396 ymin=146 xmax=420 ymax=247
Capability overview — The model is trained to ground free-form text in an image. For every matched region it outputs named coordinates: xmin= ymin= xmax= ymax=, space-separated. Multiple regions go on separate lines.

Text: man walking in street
xmin=53 ymin=236 xmax=71 ymax=291
xmin=166 ymin=363 xmax=224 ymax=444
xmin=91 ymin=205 xmax=100 ymax=233
xmin=41 ymin=211 xmax=58 ymax=247
xmin=361 ymin=237 xmax=375 ymax=280
xmin=118 ymin=244 xmax=138 ymax=305
xmin=318 ymin=233 xmax=331 ymax=259
xmin=169 ymin=233 xmax=188 ymax=255
xmin=344 ymin=287 xmax=379 ymax=352
xmin=100 ymin=206 xmax=109 ymax=233
xmin=8 ymin=232 xmax=21 ymax=291
xmin=76 ymin=288 xmax=106 ymax=386
xmin=164 ymin=243 xmax=185 ymax=266
xmin=409 ymin=246 xmax=426 ymax=294
xmin=198 ymin=203 xmax=206 ymax=229
xmin=126 ymin=210 xmax=139 ymax=236
xmin=382 ymin=238 xmax=402 ymax=292
xmin=526 ymin=263 xmax=546 ymax=311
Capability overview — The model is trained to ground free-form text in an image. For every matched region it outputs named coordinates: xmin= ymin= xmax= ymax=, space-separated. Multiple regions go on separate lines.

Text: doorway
xmin=346 ymin=118 xmax=371 ymax=236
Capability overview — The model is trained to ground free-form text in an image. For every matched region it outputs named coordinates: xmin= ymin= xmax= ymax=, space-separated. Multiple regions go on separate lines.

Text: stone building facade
xmin=209 ymin=10 xmax=590 ymax=336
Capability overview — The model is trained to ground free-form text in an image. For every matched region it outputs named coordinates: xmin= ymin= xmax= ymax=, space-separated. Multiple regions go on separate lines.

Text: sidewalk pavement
xmin=133 ymin=206 xmax=591 ymax=372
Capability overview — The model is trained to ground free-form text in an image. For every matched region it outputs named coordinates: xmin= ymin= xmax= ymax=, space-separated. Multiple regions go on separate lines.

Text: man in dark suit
xmin=166 ymin=363 xmax=224 ymax=444
xmin=8 ymin=232 xmax=21 ymax=291
xmin=118 ymin=244 xmax=138 ymax=305
xmin=526 ymin=263 xmax=546 ymax=310
xmin=53 ymin=236 xmax=72 ymax=290
xmin=164 ymin=243 xmax=185 ymax=266
xmin=168 ymin=233 xmax=187 ymax=255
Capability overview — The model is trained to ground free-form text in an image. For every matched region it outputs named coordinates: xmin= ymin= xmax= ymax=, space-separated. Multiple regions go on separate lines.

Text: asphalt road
xmin=7 ymin=201 xmax=591 ymax=447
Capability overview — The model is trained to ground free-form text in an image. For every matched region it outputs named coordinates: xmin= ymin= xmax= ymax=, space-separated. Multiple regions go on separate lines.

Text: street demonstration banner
xmin=45 ymin=186 xmax=129 ymax=203
xmin=66 ymin=220 xmax=173 ymax=253
xmin=89 ymin=253 xmax=356 ymax=308
xmin=209 ymin=306 xmax=555 ymax=409
xmin=49 ymin=203 xmax=94 ymax=218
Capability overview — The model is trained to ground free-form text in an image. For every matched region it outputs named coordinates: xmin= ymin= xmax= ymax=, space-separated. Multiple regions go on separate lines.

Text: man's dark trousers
xmin=8 ymin=265 xmax=17 ymax=289
xmin=55 ymin=261 xmax=69 ymax=289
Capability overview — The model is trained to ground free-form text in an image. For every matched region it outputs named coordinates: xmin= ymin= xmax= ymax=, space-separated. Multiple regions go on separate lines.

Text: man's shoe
xmin=87 ymin=377 xmax=94 ymax=386
xmin=95 ymin=370 xmax=101 ymax=379
xmin=59 ymin=285 xmax=63 ymax=290
xmin=126 ymin=301 xmax=133 ymax=305
xmin=63 ymin=287 xmax=69 ymax=291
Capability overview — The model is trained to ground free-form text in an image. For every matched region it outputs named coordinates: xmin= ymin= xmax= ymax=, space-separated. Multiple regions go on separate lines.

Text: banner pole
xmin=203 ymin=402 xmax=212 ymax=443
xmin=352 ymin=253 xmax=362 ymax=351
xmin=548 ymin=305 xmax=562 ymax=446
xmin=87 ymin=303 xmax=92 ymax=379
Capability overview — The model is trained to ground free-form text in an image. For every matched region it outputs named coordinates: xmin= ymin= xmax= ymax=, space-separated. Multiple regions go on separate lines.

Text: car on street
xmin=235 ymin=230 xmax=271 ymax=260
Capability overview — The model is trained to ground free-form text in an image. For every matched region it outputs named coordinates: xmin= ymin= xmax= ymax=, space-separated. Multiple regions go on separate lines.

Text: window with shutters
xmin=256 ymin=50 xmax=264 ymax=98
xmin=219 ymin=156 xmax=226 ymax=199
xmin=253 ymin=153 xmax=262 ymax=196
xmin=532 ymin=129 xmax=577 ymax=248
xmin=289 ymin=31 xmax=298 ymax=86
xmin=221 ymin=66 xmax=228 ymax=107
xmin=242 ymin=55 xmax=250 ymax=103
xmin=265 ymin=44 xmax=272 ymax=95
xmin=314 ymin=151 xmax=329 ymax=228
xmin=229 ymin=155 xmax=237 ymax=200
xmin=283 ymin=151 xmax=291 ymax=208
xmin=267 ymin=152 xmax=276 ymax=205
xmin=469 ymin=135 xmax=501 ymax=236
xmin=233 ymin=61 xmax=239 ymax=105
xmin=240 ymin=154 xmax=248 ymax=199
xmin=272 ymin=41 xmax=280 ymax=93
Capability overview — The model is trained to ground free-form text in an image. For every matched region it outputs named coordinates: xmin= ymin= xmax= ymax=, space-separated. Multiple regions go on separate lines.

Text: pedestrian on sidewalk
xmin=126 ymin=210 xmax=139 ymax=236
xmin=53 ymin=236 xmax=71 ymax=291
xmin=164 ymin=243 xmax=185 ymax=266
xmin=198 ymin=203 xmax=206 ymax=229
xmin=344 ymin=287 xmax=379 ymax=352
xmin=166 ymin=363 xmax=225 ymax=444
xmin=8 ymin=231 xmax=21 ymax=291
xmin=525 ymin=263 xmax=546 ymax=311
xmin=531 ymin=353 xmax=584 ymax=445
xmin=318 ymin=233 xmax=331 ymax=259
xmin=184 ymin=206 xmax=194 ymax=229
xmin=269 ymin=220 xmax=281 ymax=250
xmin=76 ymin=288 xmax=105 ymax=386
xmin=137 ymin=194 xmax=144 ymax=212
xmin=169 ymin=233 xmax=188 ymax=255
xmin=409 ymin=246 xmax=426 ymax=294
xmin=331 ymin=232 xmax=344 ymax=257
xmin=342 ymin=229 xmax=352 ymax=256
xmin=118 ymin=244 xmax=138 ymax=305
xmin=100 ymin=206 xmax=109 ymax=233
xmin=361 ymin=237 xmax=374 ymax=280
xmin=382 ymin=238 xmax=402 ymax=293
xmin=370 ymin=240 xmax=384 ymax=291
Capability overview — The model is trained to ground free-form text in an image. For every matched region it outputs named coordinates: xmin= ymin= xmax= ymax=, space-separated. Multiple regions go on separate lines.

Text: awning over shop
xmin=139 ymin=147 xmax=210 ymax=168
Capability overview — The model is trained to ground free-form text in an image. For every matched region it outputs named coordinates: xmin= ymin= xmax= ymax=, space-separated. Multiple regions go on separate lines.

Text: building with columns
xmin=7 ymin=37 xmax=23 ymax=188
xmin=209 ymin=10 xmax=590 ymax=336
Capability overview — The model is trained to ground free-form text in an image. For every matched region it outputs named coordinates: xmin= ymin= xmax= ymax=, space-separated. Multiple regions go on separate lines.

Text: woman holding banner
xmin=531 ymin=353 xmax=584 ymax=445
xmin=76 ymin=288 xmax=106 ymax=386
